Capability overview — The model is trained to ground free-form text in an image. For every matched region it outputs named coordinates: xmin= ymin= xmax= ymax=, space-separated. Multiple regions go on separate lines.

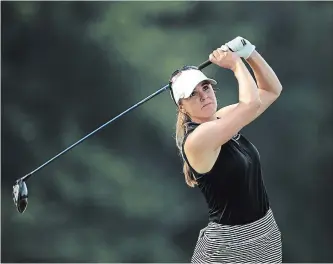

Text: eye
xmin=203 ymin=85 xmax=209 ymax=91
xmin=190 ymin=91 xmax=196 ymax=97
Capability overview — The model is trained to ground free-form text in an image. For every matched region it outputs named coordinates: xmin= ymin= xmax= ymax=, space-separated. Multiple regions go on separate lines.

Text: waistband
xmin=203 ymin=208 xmax=279 ymax=244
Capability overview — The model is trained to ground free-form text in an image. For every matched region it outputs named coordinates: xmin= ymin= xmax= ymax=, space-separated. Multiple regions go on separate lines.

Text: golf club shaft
xmin=19 ymin=59 xmax=212 ymax=182
xmin=198 ymin=60 xmax=212 ymax=70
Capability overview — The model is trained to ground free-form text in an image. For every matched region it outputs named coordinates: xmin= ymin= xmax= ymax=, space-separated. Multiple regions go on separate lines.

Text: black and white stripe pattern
xmin=191 ymin=208 xmax=282 ymax=263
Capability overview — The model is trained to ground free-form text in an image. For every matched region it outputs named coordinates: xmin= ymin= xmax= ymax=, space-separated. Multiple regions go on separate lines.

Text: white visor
xmin=171 ymin=69 xmax=217 ymax=104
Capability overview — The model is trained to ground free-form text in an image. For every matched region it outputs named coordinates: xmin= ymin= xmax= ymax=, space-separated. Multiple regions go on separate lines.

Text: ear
xmin=178 ymin=104 xmax=186 ymax=114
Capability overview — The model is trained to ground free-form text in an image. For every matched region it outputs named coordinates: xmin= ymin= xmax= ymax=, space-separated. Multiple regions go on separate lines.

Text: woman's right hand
xmin=209 ymin=45 xmax=242 ymax=72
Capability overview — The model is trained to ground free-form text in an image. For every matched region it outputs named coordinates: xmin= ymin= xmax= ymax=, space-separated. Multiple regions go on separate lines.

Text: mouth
xmin=202 ymin=102 xmax=213 ymax=109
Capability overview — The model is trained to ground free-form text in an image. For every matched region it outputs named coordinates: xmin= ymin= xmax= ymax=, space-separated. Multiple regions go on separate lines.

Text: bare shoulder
xmin=184 ymin=121 xmax=218 ymax=152
xmin=184 ymin=121 xmax=221 ymax=174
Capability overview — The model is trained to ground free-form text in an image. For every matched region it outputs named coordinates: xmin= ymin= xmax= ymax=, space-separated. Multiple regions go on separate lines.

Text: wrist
xmin=245 ymin=49 xmax=258 ymax=62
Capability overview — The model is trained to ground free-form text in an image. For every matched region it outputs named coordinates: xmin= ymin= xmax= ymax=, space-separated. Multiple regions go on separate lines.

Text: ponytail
xmin=175 ymin=111 xmax=198 ymax=187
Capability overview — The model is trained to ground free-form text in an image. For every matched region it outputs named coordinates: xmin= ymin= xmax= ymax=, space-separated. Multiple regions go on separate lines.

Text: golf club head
xmin=12 ymin=179 xmax=28 ymax=214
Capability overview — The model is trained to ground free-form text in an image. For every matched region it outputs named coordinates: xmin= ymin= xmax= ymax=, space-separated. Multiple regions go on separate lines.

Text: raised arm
xmin=245 ymin=50 xmax=283 ymax=117
xmin=184 ymin=46 xmax=261 ymax=173
xmin=216 ymin=37 xmax=283 ymax=119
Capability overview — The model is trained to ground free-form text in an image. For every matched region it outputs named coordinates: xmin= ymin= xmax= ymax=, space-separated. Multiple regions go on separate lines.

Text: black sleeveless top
xmin=181 ymin=121 xmax=270 ymax=225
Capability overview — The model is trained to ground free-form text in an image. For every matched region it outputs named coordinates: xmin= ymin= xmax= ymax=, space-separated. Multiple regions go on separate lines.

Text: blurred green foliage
xmin=2 ymin=1 xmax=333 ymax=262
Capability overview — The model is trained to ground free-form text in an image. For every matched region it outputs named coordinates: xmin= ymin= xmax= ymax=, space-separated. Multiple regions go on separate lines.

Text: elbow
xmin=272 ymin=85 xmax=283 ymax=99
xmin=277 ymin=85 xmax=283 ymax=96
xmin=275 ymin=83 xmax=283 ymax=97
xmin=266 ymin=84 xmax=283 ymax=98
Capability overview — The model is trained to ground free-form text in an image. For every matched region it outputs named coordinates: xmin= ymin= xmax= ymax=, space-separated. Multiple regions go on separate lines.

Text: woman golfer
xmin=169 ymin=36 xmax=283 ymax=263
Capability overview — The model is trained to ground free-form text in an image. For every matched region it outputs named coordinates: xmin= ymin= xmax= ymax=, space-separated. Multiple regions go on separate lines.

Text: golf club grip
xmin=197 ymin=59 xmax=212 ymax=70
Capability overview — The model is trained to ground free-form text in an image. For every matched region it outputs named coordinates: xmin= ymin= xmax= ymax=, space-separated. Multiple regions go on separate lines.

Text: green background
xmin=2 ymin=1 xmax=333 ymax=262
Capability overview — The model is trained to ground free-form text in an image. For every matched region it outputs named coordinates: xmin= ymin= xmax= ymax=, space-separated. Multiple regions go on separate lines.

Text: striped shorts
xmin=191 ymin=208 xmax=282 ymax=263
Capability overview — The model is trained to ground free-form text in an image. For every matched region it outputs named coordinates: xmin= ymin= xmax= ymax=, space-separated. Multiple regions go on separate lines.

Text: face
xmin=179 ymin=81 xmax=217 ymax=123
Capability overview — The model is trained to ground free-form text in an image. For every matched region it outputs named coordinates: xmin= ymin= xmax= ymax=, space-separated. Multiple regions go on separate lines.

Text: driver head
xmin=12 ymin=179 xmax=28 ymax=213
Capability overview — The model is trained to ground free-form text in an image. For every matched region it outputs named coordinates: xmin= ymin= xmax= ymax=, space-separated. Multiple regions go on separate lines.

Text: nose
xmin=199 ymin=91 xmax=208 ymax=102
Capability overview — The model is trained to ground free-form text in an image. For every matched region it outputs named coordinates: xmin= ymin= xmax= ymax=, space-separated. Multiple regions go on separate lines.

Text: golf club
xmin=12 ymin=59 xmax=213 ymax=214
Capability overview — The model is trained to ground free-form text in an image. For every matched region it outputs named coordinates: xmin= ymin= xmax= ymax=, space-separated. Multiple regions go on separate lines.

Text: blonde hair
xmin=175 ymin=110 xmax=198 ymax=188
